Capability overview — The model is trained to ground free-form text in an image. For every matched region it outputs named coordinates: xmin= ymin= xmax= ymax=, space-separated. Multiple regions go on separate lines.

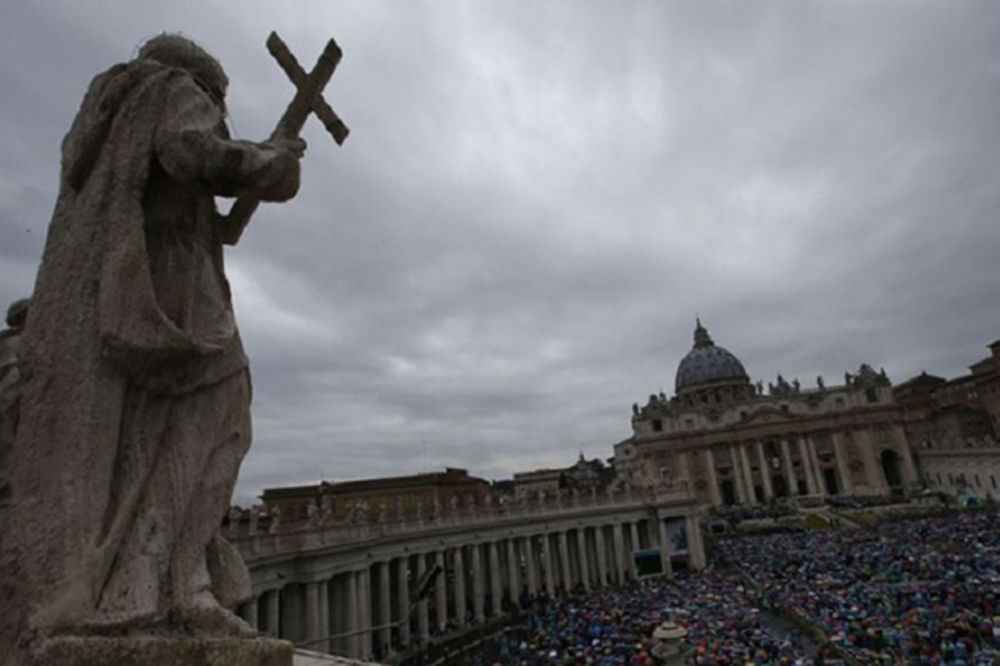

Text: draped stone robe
xmin=1 ymin=52 xmax=300 ymax=645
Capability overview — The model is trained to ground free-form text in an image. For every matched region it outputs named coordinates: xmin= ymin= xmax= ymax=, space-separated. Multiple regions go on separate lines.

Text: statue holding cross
xmin=0 ymin=32 xmax=348 ymax=660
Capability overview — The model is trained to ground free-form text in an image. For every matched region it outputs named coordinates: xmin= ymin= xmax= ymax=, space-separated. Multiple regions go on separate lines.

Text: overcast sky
xmin=2 ymin=1 xmax=999 ymax=505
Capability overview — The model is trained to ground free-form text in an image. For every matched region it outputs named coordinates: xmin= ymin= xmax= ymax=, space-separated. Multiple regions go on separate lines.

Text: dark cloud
xmin=2 ymin=2 xmax=999 ymax=505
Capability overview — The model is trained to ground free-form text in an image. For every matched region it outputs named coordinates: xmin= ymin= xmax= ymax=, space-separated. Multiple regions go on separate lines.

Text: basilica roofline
xmin=623 ymin=401 xmax=909 ymax=449
xmin=630 ymin=373 xmax=895 ymax=440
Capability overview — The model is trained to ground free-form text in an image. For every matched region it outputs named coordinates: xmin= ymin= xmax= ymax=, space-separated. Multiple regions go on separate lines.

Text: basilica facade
xmin=614 ymin=321 xmax=920 ymax=507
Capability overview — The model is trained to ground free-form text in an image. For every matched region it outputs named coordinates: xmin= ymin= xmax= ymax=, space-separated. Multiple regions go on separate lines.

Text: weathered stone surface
xmin=0 ymin=33 xmax=304 ymax=663
xmin=33 ymin=636 xmax=293 ymax=666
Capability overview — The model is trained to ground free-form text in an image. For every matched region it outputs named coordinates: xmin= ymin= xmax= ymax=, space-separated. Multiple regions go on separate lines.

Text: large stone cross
xmin=223 ymin=31 xmax=349 ymax=243
xmin=265 ymin=31 xmax=349 ymax=145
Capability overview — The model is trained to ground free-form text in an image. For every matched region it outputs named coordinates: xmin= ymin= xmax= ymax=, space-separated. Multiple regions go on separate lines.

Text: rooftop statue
xmin=1 ymin=33 xmax=347 ymax=663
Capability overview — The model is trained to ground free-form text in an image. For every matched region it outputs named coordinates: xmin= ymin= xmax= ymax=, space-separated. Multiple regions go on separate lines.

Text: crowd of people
xmin=717 ymin=511 xmax=1000 ymax=664
xmin=451 ymin=572 xmax=822 ymax=664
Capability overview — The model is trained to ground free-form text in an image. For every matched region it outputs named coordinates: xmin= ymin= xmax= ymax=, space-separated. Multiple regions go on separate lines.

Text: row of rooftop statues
xmin=224 ymin=481 xmax=658 ymax=539
xmin=0 ymin=33 xmax=345 ymax=664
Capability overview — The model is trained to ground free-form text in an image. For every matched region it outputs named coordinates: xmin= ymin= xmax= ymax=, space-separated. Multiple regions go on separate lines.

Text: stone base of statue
xmin=30 ymin=635 xmax=293 ymax=666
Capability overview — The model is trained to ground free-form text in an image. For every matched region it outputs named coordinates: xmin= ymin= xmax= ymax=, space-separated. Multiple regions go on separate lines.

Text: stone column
xmin=594 ymin=526 xmax=609 ymax=587
xmin=807 ymin=434 xmax=827 ymax=496
xmin=489 ymin=541 xmax=503 ymax=615
xmin=471 ymin=543 xmax=485 ymax=622
xmin=575 ymin=529 xmax=590 ymax=591
xmin=435 ymin=551 xmax=448 ymax=632
xmin=612 ymin=523 xmax=626 ymax=583
xmin=857 ymin=428 xmax=886 ymax=492
xmin=729 ymin=444 xmax=747 ymax=504
xmin=280 ymin=584 xmax=301 ymax=642
xmin=524 ymin=536 xmax=539 ymax=597
xmin=453 ymin=546 xmax=467 ymax=627
xmin=755 ymin=441 xmax=774 ymax=500
xmin=304 ymin=582 xmax=320 ymax=647
xmin=240 ymin=595 xmax=259 ymax=630
xmin=318 ymin=579 xmax=330 ymax=653
xmin=416 ymin=554 xmax=429 ymax=645
xmin=797 ymin=436 xmax=818 ymax=494
xmin=265 ymin=588 xmax=280 ymax=637
xmin=628 ymin=521 xmax=640 ymax=553
xmin=506 ymin=538 xmax=521 ymax=603
xmin=345 ymin=573 xmax=360 ymax=659
xmin=678 ymin=450 xmax=692 ymax=489
xmin=830 ymin=430 xmax=853 ymax=494
xmin=780 ymin=438 xmax=797 ymax=495
xmin=556 ymin=531 xmax=571 ymax=590
xmin=358 ymin=568 xmax=373 ymax=660
xmin=739 ymin=443 xmax=757 ymax=504
xmin=685 ymin=515 xmax=706 ymax=570
xmin=396 ymin=557 xmax=410 ymax=648
xmin=379 ymin=561 xmax=392 ymax=656
xmin=656 ymin=516 xmax=674 ymax=577
xmin=894 ymin=423 xmax=919 ymax=488
xmin=542 ymin=533 xmax=556 ymax=596
xmin=704 ymin=448 xmax=722 ymax=505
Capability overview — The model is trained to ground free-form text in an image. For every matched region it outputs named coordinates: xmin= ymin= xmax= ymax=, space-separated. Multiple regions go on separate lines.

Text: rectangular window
xmin=652 ymin=419 xmax=663 ymax=432
xmin=992 ymin=475 xmax=997 ymax=490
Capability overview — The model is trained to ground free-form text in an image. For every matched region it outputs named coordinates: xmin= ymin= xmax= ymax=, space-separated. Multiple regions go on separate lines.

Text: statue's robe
xmin=3 ymin=56 xmax=298 ymax=639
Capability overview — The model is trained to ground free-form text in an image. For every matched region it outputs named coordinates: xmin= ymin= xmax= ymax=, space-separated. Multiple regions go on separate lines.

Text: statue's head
xmin=6 ymin=298 xmax=29 ymax=329
xmin=138 ymin=34 xmax=228 ymax=110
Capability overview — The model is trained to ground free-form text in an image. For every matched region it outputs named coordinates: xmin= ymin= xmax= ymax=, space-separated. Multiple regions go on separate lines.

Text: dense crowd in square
xmin=448 ymin=509 xmax=999 ymax=665
xmin=717 ymin=511 xmax=1000 ymax=664
xmin=454 ymin=572 xmax=818 ymax=665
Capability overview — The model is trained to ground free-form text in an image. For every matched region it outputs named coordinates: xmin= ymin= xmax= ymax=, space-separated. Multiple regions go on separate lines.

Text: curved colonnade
xmin=233 ymin=486 xmax=704 ymax=661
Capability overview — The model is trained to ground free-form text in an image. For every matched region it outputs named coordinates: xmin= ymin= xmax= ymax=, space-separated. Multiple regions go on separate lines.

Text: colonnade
xmin=695 ymin=428 xmax=918 ymax=506
xmin=238 ymin=508 xmax=704 ymax=661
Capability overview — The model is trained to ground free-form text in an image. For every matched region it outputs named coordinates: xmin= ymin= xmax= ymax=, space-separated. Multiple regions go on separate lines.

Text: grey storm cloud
xmin=2 ymin=1 xmax=999 ymax=505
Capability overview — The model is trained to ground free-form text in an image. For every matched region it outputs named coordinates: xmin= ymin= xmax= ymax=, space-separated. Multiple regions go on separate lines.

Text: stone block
xmin=31 ymin=636 xmax=293 ymax=666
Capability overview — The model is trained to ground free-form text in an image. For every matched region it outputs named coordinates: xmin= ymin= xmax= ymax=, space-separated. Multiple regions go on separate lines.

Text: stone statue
xmin=306 ymin=499 xmax=320 ymax=526
xmin=248 ymin=505 xmax=260 ymax=536
xmin=320 ymin=494 xmax=334 ymax=523
xmin=268 ymin=505 xmax=283 ymax=534
xmin=817 ymin=375 xmax=825 ymax=390
xmin=1 ymin=34 xmax=314 ymax=651
xmin=0 ymin=298 xmax=29 ymax=506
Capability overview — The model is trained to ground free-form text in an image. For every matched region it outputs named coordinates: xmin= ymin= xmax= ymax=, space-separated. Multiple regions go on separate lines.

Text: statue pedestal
xmin=32 ymin=636 xmax=293 ymax=666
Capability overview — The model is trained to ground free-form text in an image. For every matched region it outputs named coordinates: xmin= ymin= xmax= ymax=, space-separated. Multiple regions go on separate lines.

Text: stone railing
xmin=230 ymin=482 xmax=691 ymax=562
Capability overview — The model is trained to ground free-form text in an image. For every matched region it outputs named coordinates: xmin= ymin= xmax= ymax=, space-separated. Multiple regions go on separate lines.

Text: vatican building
xmin=614 ymin=320 xmax=921 ymax=506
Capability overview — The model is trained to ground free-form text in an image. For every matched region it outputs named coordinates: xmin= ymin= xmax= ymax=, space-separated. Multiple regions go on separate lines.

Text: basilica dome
xmin=675 ymin=320 xmax=749 ymax=393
